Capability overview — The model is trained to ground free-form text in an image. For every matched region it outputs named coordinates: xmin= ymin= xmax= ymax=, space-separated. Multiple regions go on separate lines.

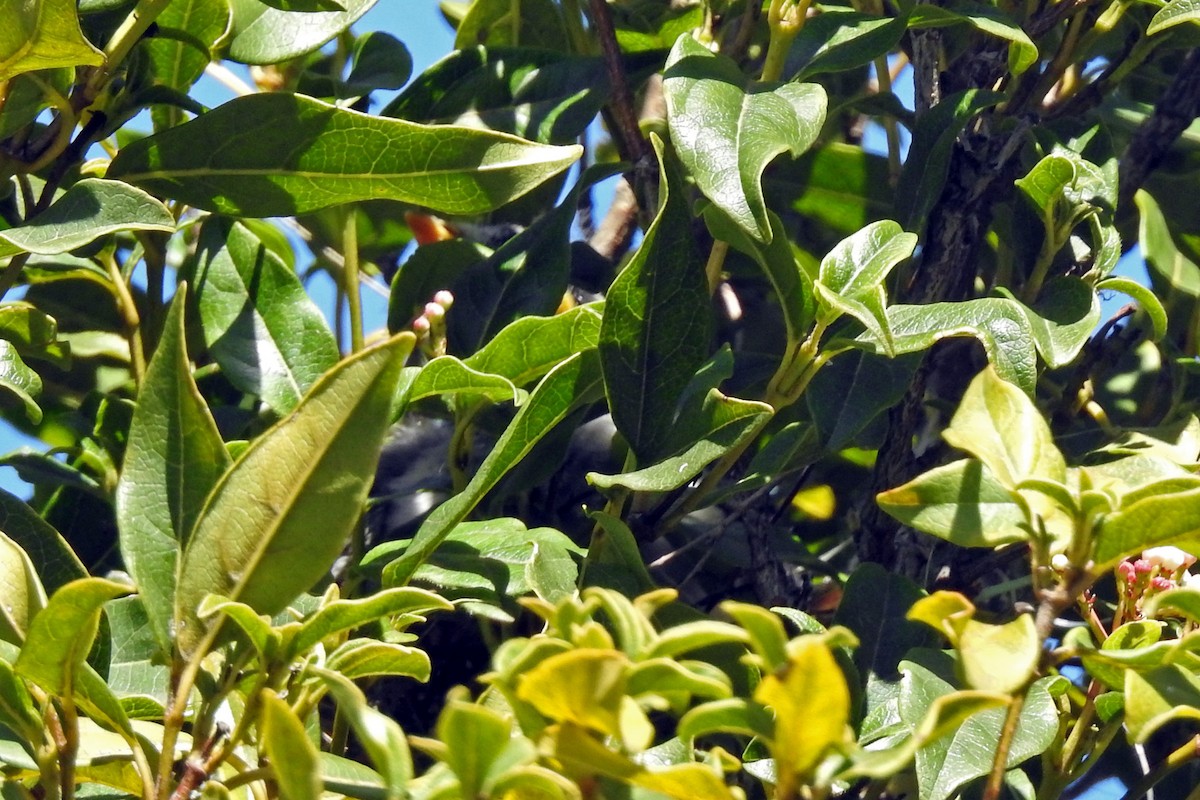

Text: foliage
xmin=3 ymin=0 xmax=1200 ymax=799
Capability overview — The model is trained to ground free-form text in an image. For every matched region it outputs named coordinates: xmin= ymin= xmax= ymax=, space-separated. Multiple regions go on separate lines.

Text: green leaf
xmin=768 ymin=143 xmax=894 ymax=242
xmin=383 ymin=349 xmax=604 ymax=586
xmin=437 ymin=698 xmax=515 ymax=798
xmin=1000 ymin=277 xmax=1100 ymax=368
xmin=720 ymin=601 xmax=788 ymax=671
xmin=678 ymin=698 xmax=773 ymax=742
xmin=908 ymin=2 xmax=1037 ymax=74
xmin=1136 ymin=189 xmax=1200 ymax=309
xmin=942 ymin=365 xmax=1066 ymax=487
xmin=1124 ymin=664 xmax=1200 ymax=742
xmin=818 ymin=220 xmax=916 ymax=304
xmin=1148 ymin=0 xmax=1200 ymax=35
xmin=877 ymin=459 xmax=1031 ymax=547
xmin=385 ymin=46 xmax=654 ymax=144
xmin=0 ymin=343 xmax=42 ymax=423
xmin=599 ymin=137 xmax=711 ymax=463
xmin=326 ymin=639 xmax=432 ymax=680
xmin=463 ymin=303 xmax=603 ymax=386
xmin=0 ymin=531 xmax=46 ymax=644
xmin=589 ymin=391 xmax=771 ymax=493
xmin=15 ymin=578 xmax=131 ymax=698
xmin=261 ymin=691 xmax=321 ymax=800
xmin=664 ymin=35 xmax=826 ymax=243
xmin=899 ymin=662 xmax=1060 ymax=800
xmin=1093 ymin=482 xmax=1200 ymax=570
xmin=0 ymin=0 xmax=103 ymax=81
xmin=260 ymin=0 xmax=346 ymax=11
xmin=807 ymin=351 xmax=919 ymax=450
xmin=290 ymin=587 xmax=451 ymax=655
xmin=1096 ymin=276 xmax=1168 ymax=341
xmin=644 ymin=620 xmax=750 ymax=661
xmin=116 ymin=289 xmax=230 ymax=656
xmin=454 ymin=0 xmax=568 ymax=50
xmin=141 ymin=0 xmax=232 ymax=129
xmin=109 ymin=93 xmax=582 ymax=218
xmin=174 ymin=334 xmax=414 ymax=656
xmin=0 ymin=655 xmax=39 ymax=741
xmin=790 ymin=10 xmax=907 ymax=80
xmin=311 ymin=668 xmax=412 ymax=799
xmin=1015 ymin=154 xmax=1076 ymax=215
xmin=447 ymin=165 xmax=620 ymax=353
xmin=190 ymin=218 xmax=340 ymax=413
xmin=958 ymin=615 xmax=1039 ymax=695
xmin=705 ymin=208 xmax=815 ymax=344
xmin=103 ymin=596 xmax=169 ymax=715
xmin=0 ymin=179 xmax=175 ymax=259
xmin=874 ymin=299 xmax=1037 ymax=394
xmin=387 ymin=239 xmax=489 ymax=334
xmin=0 ymin=489 xmax=86 ymax=594
xmin=226 ymin=0 xmax=375 ymax=63
xmin=834 ymin=563 xmax=936 ymax=680
xmin=896 ymin=90 xmax=1004 ymax=231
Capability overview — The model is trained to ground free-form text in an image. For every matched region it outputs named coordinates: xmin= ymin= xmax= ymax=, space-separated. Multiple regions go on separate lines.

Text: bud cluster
xmin=412 ymin=290 xmax=454 ymax=358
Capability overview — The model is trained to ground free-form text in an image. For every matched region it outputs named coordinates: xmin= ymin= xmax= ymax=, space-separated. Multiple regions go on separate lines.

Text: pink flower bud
xmin=412 ymin=316 xmax=431 ymax=335
xmin=424 ymin=301 xmax=445 ymax=320
xmin=433 ymin=290 xmax=455 ymax=309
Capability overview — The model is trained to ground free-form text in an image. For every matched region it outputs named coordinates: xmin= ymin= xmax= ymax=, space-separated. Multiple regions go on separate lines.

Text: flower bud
xmin=1142 ymin=546 xmax=1197 ymax=573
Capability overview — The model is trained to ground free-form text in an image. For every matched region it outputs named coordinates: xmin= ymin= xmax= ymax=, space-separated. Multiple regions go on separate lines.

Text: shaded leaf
xmin=835 ymin=562 xmax=936 ymax=680
xmin=1148 ymin=0 xmax=1200 ymax=35
xmin=463 ymin=303 xmax=603 ymax=386
xmin=226 ymin=0 xmax=375 ymax=63
xmin=261 ymin=692 xmax=321 ymax=800
xmin=190 ymin=218 xmax=341 ymax=413
xmin=312 ymin=668 xmax=413 ymax=799
xmin=0 ymin=0 xmax=102 ymax=81
xmin=791 ymin=10 xmax=907 ymax=80
xmin=599 ymin=137 xmax=711 ymax=463
xmin=0 ymin=532 xmax=46 ymax=645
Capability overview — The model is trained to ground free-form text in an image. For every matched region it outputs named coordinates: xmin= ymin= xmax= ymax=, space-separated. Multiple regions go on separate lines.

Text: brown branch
xmin=1118 ymin=48 xmax=1200 ymax=211
xmin=587 ymin=0 xmax=648 ymax=166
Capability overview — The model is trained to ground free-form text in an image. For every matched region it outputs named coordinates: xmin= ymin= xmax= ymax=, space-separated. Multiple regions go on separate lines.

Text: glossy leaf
xmin=589 ymin=391 xmax=771 ymax=493
xmin=342 ymin=31 xmax=411 ymax=94
xmin=142 ymin=0 xmax=232 ymax=129
xmin=0 ymin=343 xmax=42 ymax=423
xmin=875 ymin=299 xmax=1037 ymax=394
xmin=791 ymin=10 xmax=907 ymax=80
xmin=0 ymin=179 xmax=175 ymax=259
xmin=109 ymin=93 xmax=582 ymax=217
xmin=1096 ymin=276 xmax=1168 ymax=341
xmin=807 ymin=350 xmax=919 ymax=450
xmin=261 ymin=691 xmax=321 ymax=800
xmin=518 ymin=649 xmax=628 ymax=736
xmin=600 ymin=137 xmax=711 ymax=463
xmin=15 ymin=578 xmax=131 ymax=697
xmin=174 ymin=334 xmax=414 ymax=656
xmin=117 ymin=289 xmax=230 ymax=655
xmin=1002 ymin=277 xmax=1100 ymax=368
xmin=226 ymin=0 xmax=375 ymax=63
xmin=454 ymin=0 xmax=568 ymax=50
xmin=290 ymin=587 xmax=450 ymax=655
xmin=664 ymin=35 xmax=826 ymax=243
xmin=1148 ymin=0 xmax=1200 ymax=35
xmin=877 ymin=459 xmax=1030 ymax=547
xmin=0 ymin=0 xmax=103 ymax=80
xmin=383 ymin=350 xmax=604 ymax=585
xmin=0 ymin=531 xmax=46 ymax=644
xmin=958 ymin=615 xmax=1039 ymax=695
xmin=678 ymin=698 xmax=773 ymax=742
xmin=189 ymin=217 xmax=339 ymax=415
xmin=463 ymin=303 xmax=603 ymax=386
xmin=942 ymin=365 xmax=1065 ymax=487
xmin=1015 ymin=154 xmax=1075 ymax=215
xmin=438 ymin=698 xmax=514 ymax=798
xmin=326 ymin=639 xmax=432 ymax=680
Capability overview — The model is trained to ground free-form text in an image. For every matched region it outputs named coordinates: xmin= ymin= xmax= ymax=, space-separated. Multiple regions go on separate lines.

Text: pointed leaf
xmin=326 ymin=639 xmax=432 ymax=681
xmin=1096 ymin=276 xmax=1168 ymax=341
xmin=664 ymin=35 xmax=827 ymax=243
xmin=189 ymin=218 xmax=339 ymax=414
xmin=384 ymin=349 xmax=603 ymax=585
xmin=0 ymin=343 xmax=41 ymax=423
xmin=15 ymin=578 xmax=131 ymax=697
xmin=463 ymin=303 xmax=603 ymax=386
xmin=600 ymin=136 xmax=711 ymax=463
xmin=958 ymin=615 xmax=1039 ymax=695
xmin=437 ymin=699 xmax=514 ymax=797
xmin=226 ymin=0 xmax=374 ymax=63
xmin=0 ymin=531 xmax=46 ymax=645
xmin=290 ymin=587 xmax=450 ymax=655
xmin=807 ymin=350 xmax=919 ymax=450
xmin=1124 ymin=665 xmax=1200 ymax=742
xmin=261 ymin=691 xmax=321 ymax=800
xmin=834 ymin=563 xmax=937 ymax=680
xmin=0 ymin=0 xmax=102 ymax=80
xmin=999 ymin=277 xmax=1100 ymax=368
xmin=0 ymin=489 xmax=86 ymax=593
xmin=942 ymin=365 xmax=1066 ymax=487
xmin=403 ymin=356 xmax=520 ymax=407
xmin=0 ymin=179 xmax=174 ymax=259
xmin=818 ymin=220 xmax=917 ymax=301
xmin=109 ymin=93 xmax=582 ymax=217
xmin=589 ymin=391 xmax=771 ymax=493
xmin=908 ymin=2 xmax=1037 ymax=74
xmin=312 ymin=668 xmax=412 ymax=799
xmin=1148 ymin=0 xmax=1200 ymax=34
xmin=791 ymin=9 xmax=908 ymax=80
xmin=174 ymin=334 xmax=414 ymax=656
xmin=1093 ymin=483 xmax=1200 ymax=570
xmin=117 ymin=289 xmax=229 ymax=656
xmin=877 ymin=459 xmax=1030 ymax=547
xmin=142 ymin=0 xmax=232 ymax=130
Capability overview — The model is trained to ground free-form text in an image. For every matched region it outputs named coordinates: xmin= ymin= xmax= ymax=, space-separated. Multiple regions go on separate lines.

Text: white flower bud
xmin=1142 ymin=546 xmax=1197 ymax=573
